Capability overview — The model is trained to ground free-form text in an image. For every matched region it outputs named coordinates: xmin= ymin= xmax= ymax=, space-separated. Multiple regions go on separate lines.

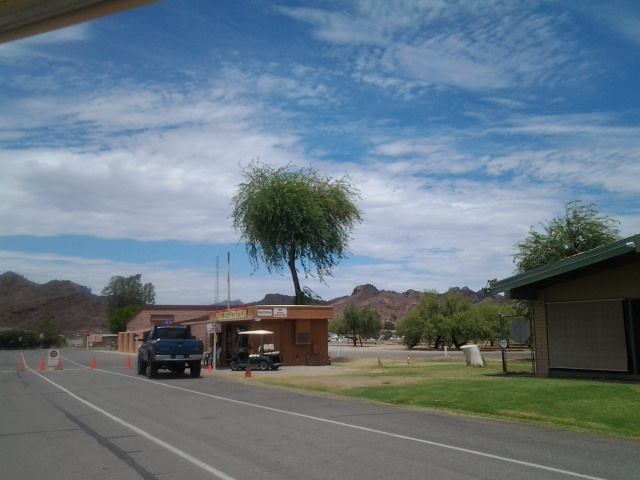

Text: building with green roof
xmin=491 ymin=234 xmax=640 ymax=379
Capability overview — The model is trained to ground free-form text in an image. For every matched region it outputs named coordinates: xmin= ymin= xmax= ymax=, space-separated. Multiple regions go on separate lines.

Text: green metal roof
xmin=490 ymin=234 xmax=640 ymax=298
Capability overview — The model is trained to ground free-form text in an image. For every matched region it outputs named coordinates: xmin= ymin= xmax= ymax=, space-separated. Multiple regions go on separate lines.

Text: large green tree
xmin=35 ymin=313 xmax=66 ymax=348
xmin=102 ymin=274 xmax=155 ymax=332
xmin=332 ymin=304 xmax=381 ymax=346
xmin=232 ymin=163 xmax=362 ymax=304
xmin=397 ymin=292 xmax=491 ymax=349
xmin=514 ymin=200 xmax=620 ymax=273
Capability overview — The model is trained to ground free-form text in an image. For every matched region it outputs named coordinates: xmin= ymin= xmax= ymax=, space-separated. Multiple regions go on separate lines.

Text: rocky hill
xmin=330 ymin=284 xmax=511 ymax=325
xmin=0 ymin=272 xmax=108 ymax=333
xmin=330 ymin=284 xmax=420 ymax=324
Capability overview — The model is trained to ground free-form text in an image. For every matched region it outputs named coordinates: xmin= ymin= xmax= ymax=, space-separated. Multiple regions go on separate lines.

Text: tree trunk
xmin=288 ymin=246 xmax=304 ymax=304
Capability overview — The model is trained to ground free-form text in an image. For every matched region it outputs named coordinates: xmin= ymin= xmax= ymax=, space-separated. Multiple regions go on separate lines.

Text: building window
xmin=295 ymin=320 xmax=311 ymax=345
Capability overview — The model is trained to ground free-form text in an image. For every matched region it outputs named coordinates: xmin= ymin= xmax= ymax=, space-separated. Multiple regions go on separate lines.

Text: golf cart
xmin=229 ymin=330 xmax=282 ymax=371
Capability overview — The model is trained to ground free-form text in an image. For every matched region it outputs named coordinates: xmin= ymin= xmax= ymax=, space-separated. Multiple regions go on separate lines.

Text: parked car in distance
xmin=137 ymin=325 xmax=204 ymax=378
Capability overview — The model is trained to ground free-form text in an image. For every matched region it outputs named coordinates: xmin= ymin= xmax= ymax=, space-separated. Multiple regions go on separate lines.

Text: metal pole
xmin=215 ymin=255 xmax=219 ymax=305
xmin=227 ymin=251 xmax=230 ymax=310
xmin=499 ymin=313 xmax=507 ymax=374
xmin=213 ymin=333 xmax=217 ymax=372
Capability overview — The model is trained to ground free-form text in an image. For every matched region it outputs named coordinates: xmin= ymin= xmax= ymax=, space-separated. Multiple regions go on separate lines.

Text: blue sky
xmin=1 ymin=1 xmax=639 ymax=304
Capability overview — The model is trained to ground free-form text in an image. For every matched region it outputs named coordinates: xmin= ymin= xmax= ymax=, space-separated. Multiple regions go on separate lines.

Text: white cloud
xmin=279 ymin=1 xmax=583 ymax=93
xmin=0 ymin=24 xmax=90 ymax=61
xmin=583 ymin=3 xmax=640 ymax=46
xmin=371 ymin=138 xmax=479 ymax=175
xmin=0 ymin=79 xmax=307 ymax=242
xmin=485 ymin=114 xmax=640 ymax=195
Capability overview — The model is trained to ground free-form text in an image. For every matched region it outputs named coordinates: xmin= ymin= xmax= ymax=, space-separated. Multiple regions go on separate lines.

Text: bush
xmin=0 ymin=330 xmax=39 ymax=349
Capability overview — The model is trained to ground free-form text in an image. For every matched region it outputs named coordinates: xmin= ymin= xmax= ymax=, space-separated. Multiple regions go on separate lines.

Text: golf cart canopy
xmin=238 ymin=330 xmax=274 ymax=335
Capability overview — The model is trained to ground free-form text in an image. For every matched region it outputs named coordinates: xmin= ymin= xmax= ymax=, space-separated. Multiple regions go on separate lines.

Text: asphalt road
xmin=1 ymin=349 xmax=637 ymax=480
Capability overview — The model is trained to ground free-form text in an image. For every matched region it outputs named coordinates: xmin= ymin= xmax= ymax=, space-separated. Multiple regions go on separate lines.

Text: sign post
xmin=213 ymin=333 xmax=218 ymax=372
xmin=206 ymin=322 xmax=222 ymax=370
xmin=499 ymin=313 xmax=507 ymax=374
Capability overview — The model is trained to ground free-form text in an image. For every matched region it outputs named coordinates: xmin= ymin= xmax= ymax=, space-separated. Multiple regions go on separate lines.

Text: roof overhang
xmin=490 ymin=234 xmax=640 ymax=300
xmin=0 ymin=0 xmax=158 ymax=44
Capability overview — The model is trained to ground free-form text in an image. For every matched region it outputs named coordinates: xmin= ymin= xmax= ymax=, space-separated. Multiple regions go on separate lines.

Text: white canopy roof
xmin=238 ymin=330 xmax=274 ymax=335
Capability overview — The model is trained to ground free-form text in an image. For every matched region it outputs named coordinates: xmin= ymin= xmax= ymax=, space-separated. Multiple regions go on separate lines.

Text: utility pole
xmin=215 ymin=255 xmax=219 ymax=305
xmin=227 ymin=251 xmax=231 ymax=310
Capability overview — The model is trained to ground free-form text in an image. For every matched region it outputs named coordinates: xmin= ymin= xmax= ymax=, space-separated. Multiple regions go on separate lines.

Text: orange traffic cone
xmin=38 ymin=357 xmax=46 ymax=372
xmin=125 ymin=356 xmax=132 ymax=369
xmin=244 ymin=366 xmax=252 ymax=378
xmin=56 ymin=358 xmax=64 ymax=370
xmin=90 ymin=357 xmax=97 ymax=369
xmin=17 ymin=358 xmax=26 ymax=372
xmin=207 ymin=363 xmax=213 ymax=374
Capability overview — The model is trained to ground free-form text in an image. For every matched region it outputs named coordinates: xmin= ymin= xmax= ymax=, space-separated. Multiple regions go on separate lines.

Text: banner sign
xmin=215 ymin=308 xmax=249 ymax=321
xmin=256 ymin=308 xmax=273 ymax=317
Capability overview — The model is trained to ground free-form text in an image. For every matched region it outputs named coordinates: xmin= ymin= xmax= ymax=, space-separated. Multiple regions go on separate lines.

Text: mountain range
xmin=0 ymin=271 xmax=108 ymax=333
xmin=0 ymin=271 xmax=507 ymax=333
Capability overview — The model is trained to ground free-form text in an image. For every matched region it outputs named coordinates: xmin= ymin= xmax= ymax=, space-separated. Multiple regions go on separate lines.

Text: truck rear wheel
xmin=147 ymin=362 xmax=158 ymax=379
xmin=190 ymin=362 xmax=201 ymax=377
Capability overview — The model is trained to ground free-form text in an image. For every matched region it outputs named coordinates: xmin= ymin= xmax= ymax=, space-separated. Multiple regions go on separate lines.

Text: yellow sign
xmin=215 ymin=308 xmax=249 ymax=321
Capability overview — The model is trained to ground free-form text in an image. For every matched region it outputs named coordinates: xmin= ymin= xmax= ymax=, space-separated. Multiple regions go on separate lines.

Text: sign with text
xmin=47 ymin=349 xmax=59 ymax=367
xmin=256 ymin=308 xmax=273 ymax=317
xmin=206 ymin=322 xmax=222 ymax=334
xmin=273 ymin=307 xmax=288 ymax=318
xmin=215 ymin=308 xmax=249 ymax=321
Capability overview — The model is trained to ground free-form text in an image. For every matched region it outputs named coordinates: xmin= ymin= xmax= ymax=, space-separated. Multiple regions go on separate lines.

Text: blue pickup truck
xmin=137 ymin=325 xmax=204 ymax=378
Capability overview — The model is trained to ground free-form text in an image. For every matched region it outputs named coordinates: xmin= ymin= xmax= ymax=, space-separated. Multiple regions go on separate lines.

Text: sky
xmin=1 ymin=0 xmax=639 ymax=304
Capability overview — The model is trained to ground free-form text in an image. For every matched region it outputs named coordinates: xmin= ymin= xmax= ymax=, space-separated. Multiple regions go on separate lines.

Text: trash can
xmin=460 ymin=344 xmax=485 ymax=367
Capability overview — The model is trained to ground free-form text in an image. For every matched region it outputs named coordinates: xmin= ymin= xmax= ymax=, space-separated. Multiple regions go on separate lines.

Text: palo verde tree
xmin=102 ymin=274 xmax=155 ymax=333
xmin=513 ymin=200 xmax=620 ymax=273
xmin=232 ymin=163 xmax=362 ymax=304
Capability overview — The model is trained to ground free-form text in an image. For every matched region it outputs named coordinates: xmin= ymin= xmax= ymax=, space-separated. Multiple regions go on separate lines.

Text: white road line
xmin=59 ymin=354 xmax=608 ymax=480
xmin=20 ymin=354 xmax=237 ymax=480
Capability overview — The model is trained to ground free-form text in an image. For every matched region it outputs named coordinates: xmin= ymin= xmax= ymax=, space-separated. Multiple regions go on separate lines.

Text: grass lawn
xmin=255 ymin=359 xmax=640 ymax=439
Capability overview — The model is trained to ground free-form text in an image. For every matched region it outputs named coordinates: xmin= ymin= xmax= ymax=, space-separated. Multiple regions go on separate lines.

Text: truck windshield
xmin=156 ymin=328 xmax=190 ymax=340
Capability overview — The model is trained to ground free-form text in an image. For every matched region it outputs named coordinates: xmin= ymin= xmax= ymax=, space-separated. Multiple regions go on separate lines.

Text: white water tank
xmin=460 ymin=344 xmax=485 ymax=367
